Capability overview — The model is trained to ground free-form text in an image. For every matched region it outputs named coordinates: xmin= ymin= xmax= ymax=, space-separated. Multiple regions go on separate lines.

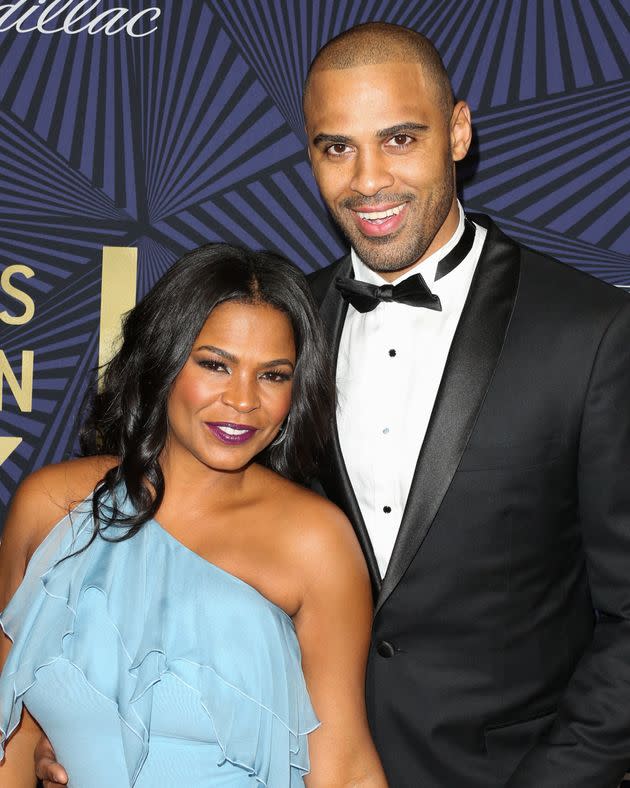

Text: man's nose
xmin=221 ymin=373 xmax=260 ymax=413
xmin=349 ymin=148 xmax=395 ymax=196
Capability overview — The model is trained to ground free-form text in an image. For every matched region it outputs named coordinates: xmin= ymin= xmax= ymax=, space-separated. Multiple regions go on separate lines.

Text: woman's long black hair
xmin=80 ymin=243 xmax=335 ymax=542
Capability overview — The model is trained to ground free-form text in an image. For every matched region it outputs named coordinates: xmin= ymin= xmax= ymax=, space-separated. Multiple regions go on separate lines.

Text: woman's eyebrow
xmin=196 ymin=344 xmax=237 ymax=362
xmin=261 ymin=358 xmax=295 ymax=369
xmin=197 ymin=346 xmax=294 ymax=370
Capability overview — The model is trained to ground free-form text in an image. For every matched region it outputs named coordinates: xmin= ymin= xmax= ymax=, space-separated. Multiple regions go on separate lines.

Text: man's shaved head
xmin=304 ymin=22 xmax=454 ymax=119
xmin=303 ymin=21 xmax=472 ymax=276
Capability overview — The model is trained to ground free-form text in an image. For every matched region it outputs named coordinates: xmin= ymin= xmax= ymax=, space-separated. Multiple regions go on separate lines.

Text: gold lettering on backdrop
xmin=98 ymin=246 xmax=138 ymax=376
xmin=0 ymin=248 xmax=138 ymax=469
xmin=0 ymin=264 xmax=35 ymax=325
xmin=1 ymin=262 xmax=36 ymax=467
xmin=0 ymin=436 xmax=22 ymax=466
xmin=0 ymin=350 xmax=34 ymax=411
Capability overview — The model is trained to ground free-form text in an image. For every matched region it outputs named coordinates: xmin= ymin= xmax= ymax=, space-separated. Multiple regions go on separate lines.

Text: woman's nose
xmin=221 ymin=373 xmax=260 ymax=413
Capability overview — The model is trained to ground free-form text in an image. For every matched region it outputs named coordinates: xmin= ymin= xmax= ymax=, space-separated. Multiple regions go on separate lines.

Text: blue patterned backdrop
xmin=0 ymin=0 xmax=629 ymax=528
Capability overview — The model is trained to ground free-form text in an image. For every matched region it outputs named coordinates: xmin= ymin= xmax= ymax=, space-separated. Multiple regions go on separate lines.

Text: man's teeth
xmin=356 ymin=204 xmax=405 ymax=221
xmin=219 ymin=425 xmax=249 ymax=435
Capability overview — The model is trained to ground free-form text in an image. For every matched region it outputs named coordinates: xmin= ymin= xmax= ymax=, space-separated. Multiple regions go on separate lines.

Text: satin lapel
xmin=375 ymin=221 xmax=521 ymax=615
xmin=315 ymin=257 xmax=382 ymax=595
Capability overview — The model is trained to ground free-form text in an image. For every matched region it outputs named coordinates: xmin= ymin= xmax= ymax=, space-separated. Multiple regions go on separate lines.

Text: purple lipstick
xmin=206 ymin=422 xmax=258 ymax=445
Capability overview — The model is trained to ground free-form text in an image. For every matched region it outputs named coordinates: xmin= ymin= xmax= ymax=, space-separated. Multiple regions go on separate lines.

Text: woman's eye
xmin=199 ymin=359 xmax=228 ymax=373
xmin=261 ymin=370 xmax=292 ymax=383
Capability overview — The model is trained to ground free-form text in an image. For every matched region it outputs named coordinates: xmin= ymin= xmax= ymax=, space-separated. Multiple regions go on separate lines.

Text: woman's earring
xmin=271 ymin=414 xmax=290 ymax=447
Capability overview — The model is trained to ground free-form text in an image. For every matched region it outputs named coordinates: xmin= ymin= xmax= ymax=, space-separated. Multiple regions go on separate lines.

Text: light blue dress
xmin=0 ymin=489 xmax=319 ymax=786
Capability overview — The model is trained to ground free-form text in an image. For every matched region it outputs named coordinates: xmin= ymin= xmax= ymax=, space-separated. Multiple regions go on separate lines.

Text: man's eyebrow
xmin=312 ymin=124 xmax=429 ymax=146
xmin=376 ymin=123 xmax=429 ymax=138
xmin=312 ymin=133 xmax=352 ymax=146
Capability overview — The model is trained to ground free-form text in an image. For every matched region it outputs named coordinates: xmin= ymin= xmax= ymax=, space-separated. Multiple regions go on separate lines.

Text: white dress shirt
xmin=336 ymin=205 xmax=487 ymax=577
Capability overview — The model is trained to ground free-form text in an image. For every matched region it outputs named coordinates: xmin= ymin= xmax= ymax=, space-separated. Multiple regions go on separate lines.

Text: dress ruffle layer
xmin=0 ymin=493 xmax=318 ymax=786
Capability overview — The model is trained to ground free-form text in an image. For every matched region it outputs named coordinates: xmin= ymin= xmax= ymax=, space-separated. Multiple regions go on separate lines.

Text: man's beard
xmin=332 ymin=172 xmax=455 ymax=275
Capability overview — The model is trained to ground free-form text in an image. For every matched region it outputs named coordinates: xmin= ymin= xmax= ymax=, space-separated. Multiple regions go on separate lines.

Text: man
xmin=302 ymin=21 xmax=630 ymax=788
xmin=36 ymin=21 xmax=630 ymax=788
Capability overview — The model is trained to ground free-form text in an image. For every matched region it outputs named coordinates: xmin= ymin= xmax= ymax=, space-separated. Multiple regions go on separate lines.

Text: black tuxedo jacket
xmin=307 ymin=216 xmax=630 ymax=788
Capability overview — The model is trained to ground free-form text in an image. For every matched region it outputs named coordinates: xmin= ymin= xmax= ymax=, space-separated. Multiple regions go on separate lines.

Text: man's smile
xmin=350 ymin=201 xmax=409 ymax=237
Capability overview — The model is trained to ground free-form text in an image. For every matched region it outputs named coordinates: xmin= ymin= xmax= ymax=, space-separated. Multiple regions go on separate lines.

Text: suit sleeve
xmin=508 ymin=301 xmax=630 ymax=788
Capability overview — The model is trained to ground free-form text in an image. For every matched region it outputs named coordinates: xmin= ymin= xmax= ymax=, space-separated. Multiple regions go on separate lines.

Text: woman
xmin=0 ymin=245 xmax=387 ymax=787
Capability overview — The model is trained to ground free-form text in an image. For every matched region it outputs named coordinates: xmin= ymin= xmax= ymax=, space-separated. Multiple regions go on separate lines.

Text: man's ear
xmin=450 ymin=101 xmax=472 ymax=162
xmin=305 ymin=133 xmax=314 ymax=173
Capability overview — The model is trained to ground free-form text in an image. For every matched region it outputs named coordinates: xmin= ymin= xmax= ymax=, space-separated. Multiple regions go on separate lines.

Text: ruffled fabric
xmin=0 ymin=490 xmax=319 ymax=786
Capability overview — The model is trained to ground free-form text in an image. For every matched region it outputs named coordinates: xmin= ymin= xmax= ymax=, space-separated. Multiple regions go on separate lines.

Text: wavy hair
xmin=80 ymin=243 xmax=334 ymax=543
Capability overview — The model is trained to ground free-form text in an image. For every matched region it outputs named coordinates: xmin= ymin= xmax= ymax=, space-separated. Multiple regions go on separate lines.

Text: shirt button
xmin=383 ymin=506 xmax=391 ymax=513
xmin=377 ymin=640 xmax=396 ymax=658
xmin=389 ymin=349 xmax=396 ymax=357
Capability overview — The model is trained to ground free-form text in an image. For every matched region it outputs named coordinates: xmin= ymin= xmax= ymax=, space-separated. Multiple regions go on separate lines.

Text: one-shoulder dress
xmin=0 ymin=489 xmax=319 ymax=787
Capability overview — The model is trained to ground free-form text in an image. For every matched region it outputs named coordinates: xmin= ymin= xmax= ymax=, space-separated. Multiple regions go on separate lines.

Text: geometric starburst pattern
xmin=1 ymin=0 xmax=629 ymax=525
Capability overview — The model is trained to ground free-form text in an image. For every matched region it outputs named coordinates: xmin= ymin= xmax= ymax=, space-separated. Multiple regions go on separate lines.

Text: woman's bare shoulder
xmin=5 ymin=456 xmax=118 ymax=557
xmin=0 ymin=456 xmax=117 ymax=610
xmin=257 ymin=468 xmax=365 ymax=576
xmin=260 ymin=475 xmax=373 ymax=660
xmin=257 ymin=466 xmax=349 ymax=525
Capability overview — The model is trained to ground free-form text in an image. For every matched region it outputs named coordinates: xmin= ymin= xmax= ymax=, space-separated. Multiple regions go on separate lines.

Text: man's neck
xmin=352 ymin=202 xmax=465 ymax=286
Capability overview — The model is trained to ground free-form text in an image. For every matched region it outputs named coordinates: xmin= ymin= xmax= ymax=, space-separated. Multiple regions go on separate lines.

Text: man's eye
xmin=387 ymin=134 xmax=413 ymax=148
xmin=326 ymin=143 xmax=350 ymax=156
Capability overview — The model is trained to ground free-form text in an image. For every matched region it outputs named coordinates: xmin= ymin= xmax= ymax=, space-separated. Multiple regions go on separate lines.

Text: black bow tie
xmin=335 ymin=218 xmax=476 ymax=314
xmin=335 ymin=271 xmax=441 ymax=313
